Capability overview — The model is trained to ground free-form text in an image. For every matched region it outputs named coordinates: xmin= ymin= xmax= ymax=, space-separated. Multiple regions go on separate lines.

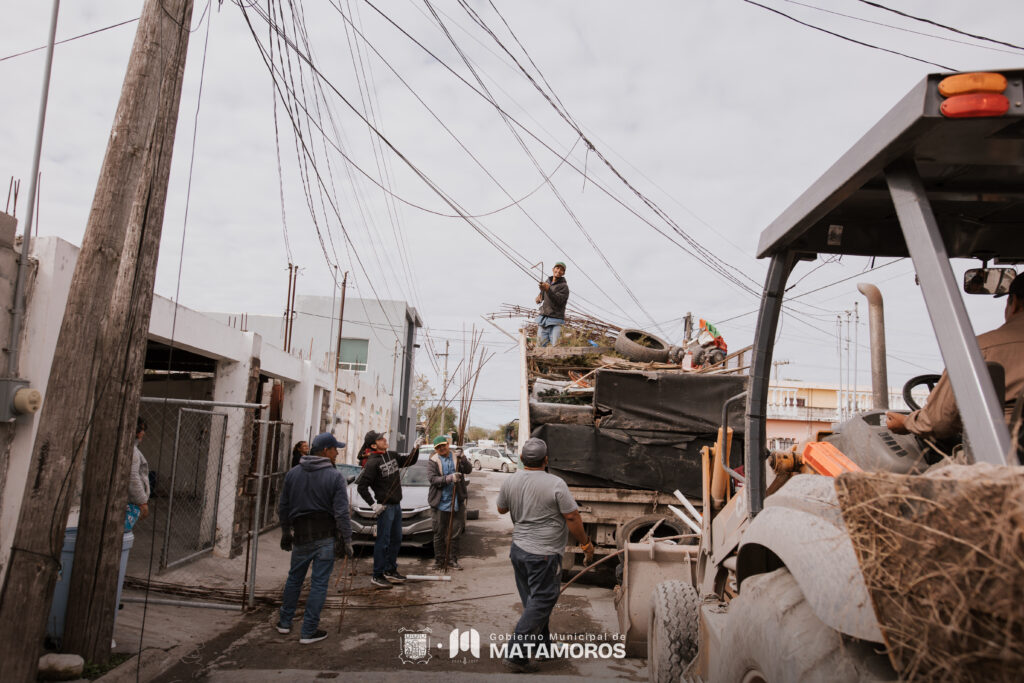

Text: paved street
xmin=110 ymin=469 xmax=646 ymax=681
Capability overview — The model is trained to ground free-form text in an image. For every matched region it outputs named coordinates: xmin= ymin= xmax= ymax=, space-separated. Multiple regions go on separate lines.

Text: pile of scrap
xmin=835 ymin=464 xmax=1024 ymax=682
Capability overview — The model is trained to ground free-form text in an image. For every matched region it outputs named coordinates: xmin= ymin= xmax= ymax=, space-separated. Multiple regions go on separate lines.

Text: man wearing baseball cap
xmin=534 ymin=261 xmax=569 ymax=347
xmin=276 ymin=432 xmax=352 ymax=644
xmin=427 ymin=436 xmax=473 ymax=570
xmin=355 ymin=430 xmax=422 ymax=588
xmin=887 ymin=271 xmax=1024 ymax=442
xmin=496 ymin=438 xmax=593 ymax=673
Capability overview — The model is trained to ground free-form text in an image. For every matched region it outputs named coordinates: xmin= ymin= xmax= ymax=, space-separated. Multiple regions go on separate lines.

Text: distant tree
xmin=412 ymin=374 xmax=435 ymax=424
xmin=493 ymin=420 xmax=518 ymax=445
xmin=425 ymin=405 xmax=457 ymax=440
xmin=466 ymin=426 xmax=490 ymax=442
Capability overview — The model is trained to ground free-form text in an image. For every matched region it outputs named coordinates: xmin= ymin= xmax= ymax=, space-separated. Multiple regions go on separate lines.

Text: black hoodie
xmin=356 ymin=446 xmax=420 ymax=506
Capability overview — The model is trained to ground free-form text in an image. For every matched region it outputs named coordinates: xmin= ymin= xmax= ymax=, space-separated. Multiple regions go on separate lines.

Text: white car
xmin=468 ymin=446 xmax=517 ymax=472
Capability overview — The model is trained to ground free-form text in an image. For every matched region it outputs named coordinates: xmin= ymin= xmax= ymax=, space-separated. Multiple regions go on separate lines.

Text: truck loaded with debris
xmin=513 ymin=310 xmax=750 ymax=569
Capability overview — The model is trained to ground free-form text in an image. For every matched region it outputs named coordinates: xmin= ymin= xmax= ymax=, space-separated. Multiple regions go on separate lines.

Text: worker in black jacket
xmin=356 ymin=431 xmax=421 ymax=588
xmin=535 ymin=261 xmax=569 ymax=347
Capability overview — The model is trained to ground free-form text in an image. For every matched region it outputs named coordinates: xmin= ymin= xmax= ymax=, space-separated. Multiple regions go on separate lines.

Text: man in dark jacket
xmin=535 ymin=261 xmax=569 ymax=347
xmin=277 ymin=432 xmax=352 ymax=644
xmin=427 ymin=437 xmax=473 ymax=570
xmin=356 ymin=431 xmax=421 ymax=588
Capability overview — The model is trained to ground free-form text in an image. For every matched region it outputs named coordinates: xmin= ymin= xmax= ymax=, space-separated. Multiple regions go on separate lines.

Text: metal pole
xmin=857 ymin=284 xmax=889 ymax=410
xmin=8 ymin=0 xmax=61 ymax=377
xmin=247 ymin=417 xmax=270 ymax=609
xmin=332 ymin=271 xmax=348 ymax=426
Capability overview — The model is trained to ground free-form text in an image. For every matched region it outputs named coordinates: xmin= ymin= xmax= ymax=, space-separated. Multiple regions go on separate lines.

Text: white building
xmin=207 ymin=293 xmax=423 ymax=460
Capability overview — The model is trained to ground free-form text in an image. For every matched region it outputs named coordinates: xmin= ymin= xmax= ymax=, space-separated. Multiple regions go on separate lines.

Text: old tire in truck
xmin=716 ymin=568 xmax=896 ymax=682
xmin=648 ymin=580 xmax=699 ymax=683
xmin=617 ymin=514 xmax=689 ymax=550
xmin=614 ymin=329 xmax=671 ymax=363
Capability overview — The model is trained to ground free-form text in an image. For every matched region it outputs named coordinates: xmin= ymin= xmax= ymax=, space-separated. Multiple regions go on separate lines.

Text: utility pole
xmin=284 ymin=263 xmax=294 ymax=352
xmin=772 ymin=360 xmax=790 ymax=382
xmin=331 ymin=271 xmax=348 ymax=426
xmin=0 ymin=0 xmax=195 ymax=675
xmin=436 ymin=340 xmax=449 ymax=437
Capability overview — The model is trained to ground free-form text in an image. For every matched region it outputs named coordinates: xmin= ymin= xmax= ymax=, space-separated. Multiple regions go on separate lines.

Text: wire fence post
xmin=248 ymin=418 xmax=270 ymax=609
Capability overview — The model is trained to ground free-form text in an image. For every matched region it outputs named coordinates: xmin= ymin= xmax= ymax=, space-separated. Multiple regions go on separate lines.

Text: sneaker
xmin=275 ymin=621 xmax=291 ymax=635
xmin=448 ymin=559 xmax=463 ymax=570
xmin=370 ymin=576 xmax=393 ymax=589
xmin=502 ymin=658 xmax=539 ymax=674
xmin=383 ymin=570 xmax=407 ymax=583
xmin=299 ymin=630 xmax=328 ymax=644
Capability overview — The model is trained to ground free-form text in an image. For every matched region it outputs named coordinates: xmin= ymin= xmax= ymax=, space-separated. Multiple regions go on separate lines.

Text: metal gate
xmin=256 ymin=420 xmax=293 ymax=532
xmin=161 ymin=407 xmax=229 ymax=569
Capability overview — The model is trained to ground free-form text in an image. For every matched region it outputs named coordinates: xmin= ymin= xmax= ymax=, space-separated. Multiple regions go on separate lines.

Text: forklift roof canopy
xmin=757 ymin=69 xmax=1024 ymax=261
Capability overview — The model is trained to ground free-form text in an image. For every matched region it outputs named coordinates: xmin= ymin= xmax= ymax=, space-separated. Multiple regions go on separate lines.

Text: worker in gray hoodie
xmin=276 ymin=432 xmax=353 ymax=644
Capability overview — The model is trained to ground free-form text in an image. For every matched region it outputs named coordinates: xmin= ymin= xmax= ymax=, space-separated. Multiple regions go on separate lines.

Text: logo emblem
xmin=448 ymin=628 xmax=480 ymax=658
xmin=399 ymin=627 xmax=432 ymax=664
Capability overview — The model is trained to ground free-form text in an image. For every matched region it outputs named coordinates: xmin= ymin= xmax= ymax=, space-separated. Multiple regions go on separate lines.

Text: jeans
xmin=508 ymin=543 xmax=562 ymax=662
xmin=432 ymin=506 xmax=466 ymax=564
xmin=537 ymin=323 xmax=562 ymax=347
xmin=278 ymin=537 xmax=335 ymax=638
xmin=373 ymin=503 xmax=403 ymax=577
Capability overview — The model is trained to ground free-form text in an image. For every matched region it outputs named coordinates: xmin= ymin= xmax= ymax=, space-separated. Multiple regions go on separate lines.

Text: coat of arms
xmin=398 ymin=626 xmax=432 ymax=664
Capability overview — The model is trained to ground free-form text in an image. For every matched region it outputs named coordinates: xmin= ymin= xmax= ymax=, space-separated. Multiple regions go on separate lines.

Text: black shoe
xmin=299 ymin=629 xmax=328 ymax=644
xmin=370 ymin=576 xmax=393 ymax=589
xmin=502 ymin=658 xmax=539 ymax=674
xmin=275 ymin=621 xmax=291 ymax=635
xmin=448 ymin=559 xmax=463 ymax=570
xmin=431 ymin=563 xmax=446 ymax=572
xmin=383 ymin=570 xmax=407 ymax=583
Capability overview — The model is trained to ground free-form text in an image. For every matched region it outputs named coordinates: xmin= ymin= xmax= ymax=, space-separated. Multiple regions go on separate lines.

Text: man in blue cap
xmin=535 ymin=261 xmax=569 ymax=347
xmin=276 ymin=432 xmax=352 ymax=644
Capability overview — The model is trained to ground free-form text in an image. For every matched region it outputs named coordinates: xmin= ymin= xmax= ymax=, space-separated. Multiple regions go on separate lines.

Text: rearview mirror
xmin=963 ymin=267 xmax=1017 ymax=295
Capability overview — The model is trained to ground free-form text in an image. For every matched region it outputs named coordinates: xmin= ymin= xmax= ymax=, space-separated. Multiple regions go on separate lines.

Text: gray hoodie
xmin=278 ymin=454 xmax=352 ymax=542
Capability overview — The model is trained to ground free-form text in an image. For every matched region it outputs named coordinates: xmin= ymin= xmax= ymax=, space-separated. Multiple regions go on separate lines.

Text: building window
xmin=795 ymin=398 xmax=806 ymax=408
xmin=338 ymin=338 xmax=369 ymax=372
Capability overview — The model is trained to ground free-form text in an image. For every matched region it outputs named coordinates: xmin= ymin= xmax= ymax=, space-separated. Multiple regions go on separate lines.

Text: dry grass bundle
xmin=835 ymin=464 xmax=1024 ymax=682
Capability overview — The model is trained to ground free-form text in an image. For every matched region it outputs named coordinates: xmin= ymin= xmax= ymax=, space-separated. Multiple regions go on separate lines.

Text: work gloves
xmin=280 ymin=530 xmax=294 ymax=552
xmin=335 ymin=532 xmax=354 ymax=559
xmin=446 ymin=472 xmax=463 ymax=484
xmin=371 ymin=502 xmax=386 ymax=517
xmin=582 ymin=540 xmax=595 ymax=566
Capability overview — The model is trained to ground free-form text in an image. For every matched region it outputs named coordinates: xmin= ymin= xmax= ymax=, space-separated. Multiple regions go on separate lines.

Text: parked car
xmin=338 ymin=461 xmax=433 ymax=548
xmin=470 ymin=446 xmax=517 ymax=473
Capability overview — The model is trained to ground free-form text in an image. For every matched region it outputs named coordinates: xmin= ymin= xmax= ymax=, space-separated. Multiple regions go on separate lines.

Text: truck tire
xmin=614 ymin=329 xmax=670 ymax=363
xmin=616 ymin=514 xmax=689 ymax=550
xmin=648 ymin=581 xmax=699 ymax=683
xmin=716 ymin=568 xmax=896 ymax=682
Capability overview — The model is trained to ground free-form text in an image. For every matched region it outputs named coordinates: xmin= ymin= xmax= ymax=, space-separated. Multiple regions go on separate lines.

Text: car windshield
xmin=336 ymin=463 xmax=362 ymax=478
xmin=401 ymin=463 xmax=431 ymax=486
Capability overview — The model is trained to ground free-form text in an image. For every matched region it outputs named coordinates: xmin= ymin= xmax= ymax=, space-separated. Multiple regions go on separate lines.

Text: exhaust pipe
xmin=857 ymin=283 xmax=889 ymax=409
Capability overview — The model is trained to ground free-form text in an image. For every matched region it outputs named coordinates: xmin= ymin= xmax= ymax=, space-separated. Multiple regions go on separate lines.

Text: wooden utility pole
xmin=330 ymin=271 xmax=348 ymax=428
xmin=0 ymin=0 xmax=194 ymax=676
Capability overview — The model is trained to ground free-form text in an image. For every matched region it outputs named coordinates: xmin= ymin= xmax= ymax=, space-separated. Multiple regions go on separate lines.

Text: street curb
xmin=96 ymin=642 xmax=196 ymax=683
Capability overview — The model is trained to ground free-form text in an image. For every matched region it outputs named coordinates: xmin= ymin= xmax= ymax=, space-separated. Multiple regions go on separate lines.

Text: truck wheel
xmin=648 ymin=580 xmax=699 ymax=683
xmin=717 ymin=568 xmax=896 ymax=682
xmin=617 ymin=514 xmax=689 ymax=550
xmin=614 ymin=329 xmax=670 ymax=363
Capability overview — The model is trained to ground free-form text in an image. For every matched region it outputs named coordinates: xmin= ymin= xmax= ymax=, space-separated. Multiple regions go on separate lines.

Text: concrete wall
xmin=0 ymin=237 xmax=337 ymax=579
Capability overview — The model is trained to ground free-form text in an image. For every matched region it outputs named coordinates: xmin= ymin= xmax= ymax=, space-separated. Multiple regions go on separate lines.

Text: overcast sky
xmin=2 ymin=0 xmax=1023 ymax=428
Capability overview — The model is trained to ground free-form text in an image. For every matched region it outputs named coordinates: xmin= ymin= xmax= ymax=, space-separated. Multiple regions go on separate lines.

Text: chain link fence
xmin=125 ymin=399 xmax=292 ymax=610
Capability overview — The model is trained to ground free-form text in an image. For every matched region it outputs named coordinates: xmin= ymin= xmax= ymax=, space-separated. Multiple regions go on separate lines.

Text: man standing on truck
xmin=496 ymin=438 xmax=594 ymax=673
xmin=886 ymin=271 xmax=1024 ymax=442
xmin=535 ymin=261 xmax=569 ymax=347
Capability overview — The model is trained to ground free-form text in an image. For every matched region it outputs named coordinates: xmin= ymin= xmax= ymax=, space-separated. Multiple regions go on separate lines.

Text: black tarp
xmin=533 ymin=423 xmax=743 ymax=496
xmin=593 ymin=370 xmax=747 ymax=434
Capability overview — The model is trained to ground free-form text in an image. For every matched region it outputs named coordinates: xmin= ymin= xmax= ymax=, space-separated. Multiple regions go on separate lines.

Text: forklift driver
xmin=886 ymin=272 xmax=1024 ymax=443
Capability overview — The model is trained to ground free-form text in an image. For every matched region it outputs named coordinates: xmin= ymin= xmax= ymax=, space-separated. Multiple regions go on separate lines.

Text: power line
xmin=0 ymin=17 xmax=139 ymax=63
xmin=855 ymin=0 xmax=1024 ymax=52
xmin=739 ymin=0 xmax=954 ymax=70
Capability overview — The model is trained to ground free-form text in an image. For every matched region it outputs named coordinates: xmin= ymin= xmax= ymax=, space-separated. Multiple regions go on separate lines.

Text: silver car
xmin=469 ymin=447 xmax=517 ymax=472
xmin=337 ymin=462 xmax=433 ymax=548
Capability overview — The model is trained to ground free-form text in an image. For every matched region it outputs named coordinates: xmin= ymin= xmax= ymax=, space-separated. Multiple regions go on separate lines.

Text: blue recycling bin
xmin=46 ymin=527 xmax=134 ymax=645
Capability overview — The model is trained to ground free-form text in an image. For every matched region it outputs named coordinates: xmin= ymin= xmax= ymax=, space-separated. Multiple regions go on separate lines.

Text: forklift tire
xmin=717 ymin=568 xmax=896 ymax=682
xmin=648 ymin=580 xmax=699 ymax=683
xmin=614 ymin=329 xmax=671 ymax=363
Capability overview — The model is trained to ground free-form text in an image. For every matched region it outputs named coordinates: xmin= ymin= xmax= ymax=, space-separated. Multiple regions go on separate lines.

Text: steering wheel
xmin=902 ymin=374 xmax=942 ymax=411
